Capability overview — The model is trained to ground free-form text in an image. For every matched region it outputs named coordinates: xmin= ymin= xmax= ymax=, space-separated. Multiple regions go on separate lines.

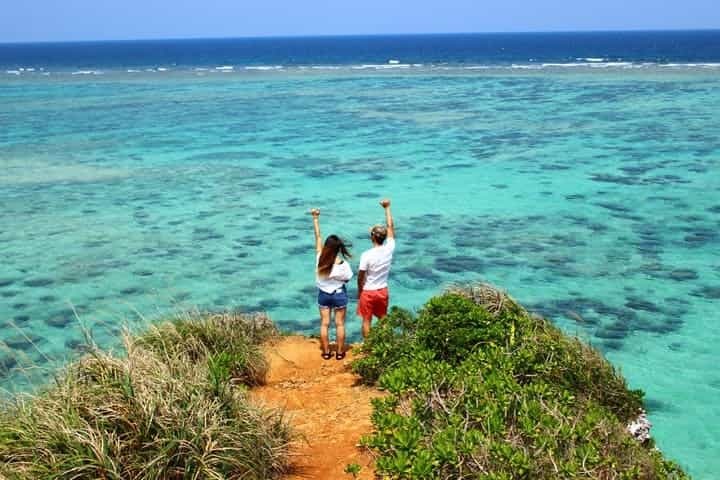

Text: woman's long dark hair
xmin=318 ymin=235 xmax=352 ymax=278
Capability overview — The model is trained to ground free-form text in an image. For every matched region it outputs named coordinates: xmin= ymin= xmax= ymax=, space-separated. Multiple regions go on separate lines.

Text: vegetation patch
xmin=0 ymin=311 xmax=291 ymax=480
xmin=352 ymin=284 xmax=688 ymax=479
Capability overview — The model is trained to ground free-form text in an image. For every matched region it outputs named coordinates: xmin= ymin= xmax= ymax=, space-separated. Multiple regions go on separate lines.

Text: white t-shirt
xmin=359 ymin=237 xmax=395 ymax=291
xmin=316 ymin=255 xmax=353 ymax=293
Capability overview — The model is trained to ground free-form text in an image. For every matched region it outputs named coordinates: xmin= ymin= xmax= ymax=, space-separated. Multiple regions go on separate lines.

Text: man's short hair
xmin=371 ymin=225 xmax=387 ymax=244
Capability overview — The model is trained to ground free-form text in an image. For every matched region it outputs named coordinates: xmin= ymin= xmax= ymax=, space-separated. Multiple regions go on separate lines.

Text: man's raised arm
xmin=380 ymin=199 xmax=394 ymax=239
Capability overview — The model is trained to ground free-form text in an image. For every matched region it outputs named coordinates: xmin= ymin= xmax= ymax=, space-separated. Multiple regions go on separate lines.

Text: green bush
xmin=353 ymin=286 xmax=688 ymax=480
xmin=0 ymin=311 xmax=290 ymax=480
xmin=352 ymin=306 xmax=418 ymax=384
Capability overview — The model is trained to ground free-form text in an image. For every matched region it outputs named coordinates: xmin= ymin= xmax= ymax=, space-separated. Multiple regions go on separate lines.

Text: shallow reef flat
xmin=1 ymin=70 xmax=719 ymax=477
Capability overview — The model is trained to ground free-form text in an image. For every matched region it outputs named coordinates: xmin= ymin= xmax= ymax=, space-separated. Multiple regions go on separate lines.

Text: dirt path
xmin=251 ymin=336 xmax=382 ymax=480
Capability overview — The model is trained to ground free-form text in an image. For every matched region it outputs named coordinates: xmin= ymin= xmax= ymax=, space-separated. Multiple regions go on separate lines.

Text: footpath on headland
xmin=250 ymin=336 xmax=381 ymax=480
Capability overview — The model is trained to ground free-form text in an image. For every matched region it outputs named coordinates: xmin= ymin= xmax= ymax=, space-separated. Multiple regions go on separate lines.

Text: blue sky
xmin=1 ymin=0 xmax=718 ymax=42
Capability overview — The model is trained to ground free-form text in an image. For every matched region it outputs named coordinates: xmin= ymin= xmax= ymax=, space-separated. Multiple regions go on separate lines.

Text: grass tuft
xmin=135 ymin=310 xmax=278 ymax=386
xmin=0 ymin=311 xmax=290 ymax=480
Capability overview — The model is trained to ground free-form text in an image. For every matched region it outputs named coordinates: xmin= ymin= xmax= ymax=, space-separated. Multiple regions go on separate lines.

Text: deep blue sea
xmin=1 ymin=31 xmax=720 ymax=477
xmin=2 ymin=30 xmax=720 ymax=70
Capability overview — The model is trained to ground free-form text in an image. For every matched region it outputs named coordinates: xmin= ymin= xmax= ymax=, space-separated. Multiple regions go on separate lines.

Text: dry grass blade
xmin=445 ymin=282 xmax=526 ymax=317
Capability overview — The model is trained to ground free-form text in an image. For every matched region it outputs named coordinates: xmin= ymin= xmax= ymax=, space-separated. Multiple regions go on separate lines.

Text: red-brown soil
xmin=251 ymin=336 xmax=382 ymax=480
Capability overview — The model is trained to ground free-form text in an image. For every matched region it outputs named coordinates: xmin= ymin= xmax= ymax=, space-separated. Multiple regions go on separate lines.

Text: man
xmin=357 ymin=198 xmax=395 ymax=338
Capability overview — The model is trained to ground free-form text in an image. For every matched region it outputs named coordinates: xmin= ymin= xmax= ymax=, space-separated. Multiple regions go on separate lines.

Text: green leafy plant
xmin=352 ymin=307 xmax=418 ymax=384
xmin=352 ymin=285 xmax=689 ymax=480
xmin=344 ymin=462 xmax=362 ymax=478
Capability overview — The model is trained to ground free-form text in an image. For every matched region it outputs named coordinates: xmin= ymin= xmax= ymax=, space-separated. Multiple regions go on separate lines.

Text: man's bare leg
xmin=362 ymin=317 xmax=372 ymax=339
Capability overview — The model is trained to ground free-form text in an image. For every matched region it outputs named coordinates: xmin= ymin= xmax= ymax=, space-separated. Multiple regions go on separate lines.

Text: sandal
xmin=335 ymin=351 xmax=346 ymax=360
xmin=321 ymin=351 xmax=332 ymax=360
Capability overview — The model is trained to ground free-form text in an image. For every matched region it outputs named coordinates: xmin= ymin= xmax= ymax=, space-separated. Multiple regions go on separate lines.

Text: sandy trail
xmin=251 ymin=336 xmax=382 ymax=480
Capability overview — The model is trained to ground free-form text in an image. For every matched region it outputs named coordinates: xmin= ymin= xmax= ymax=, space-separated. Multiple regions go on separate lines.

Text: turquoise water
xmin=1 ymin=68 xmax=719 ymax=477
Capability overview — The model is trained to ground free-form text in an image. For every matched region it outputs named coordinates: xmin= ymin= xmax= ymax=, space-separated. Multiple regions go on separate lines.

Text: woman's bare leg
xmin=319 ymin=308 xmax=331 ymax=354
xmin=334 ymin=307 xmax=346 ymax=355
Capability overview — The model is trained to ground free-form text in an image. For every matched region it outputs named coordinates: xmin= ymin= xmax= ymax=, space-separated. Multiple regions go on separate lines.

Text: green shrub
xmin=416 ymin=294 xmax=521 ymax=363
xmin=352 ymin=307 xmax=418 ymax=384
xmin=518 ymin=320 xmax=644 ymax=422
xmin=353 ymin=286 xmax=688 ymax=480
xmin=0 ymin=311 xmax=290 ymax=480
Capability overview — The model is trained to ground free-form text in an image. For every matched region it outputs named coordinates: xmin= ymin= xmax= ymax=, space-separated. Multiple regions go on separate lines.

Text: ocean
xmin=1 ymin=31 xmax=719 ymax=477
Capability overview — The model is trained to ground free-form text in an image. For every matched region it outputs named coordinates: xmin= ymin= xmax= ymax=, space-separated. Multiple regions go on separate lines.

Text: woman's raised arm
xmin=310 ymin=208 xmax=322 ymax=253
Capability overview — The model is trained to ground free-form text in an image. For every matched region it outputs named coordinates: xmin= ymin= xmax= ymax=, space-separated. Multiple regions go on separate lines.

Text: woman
xmin=310 ymin=208 xmax=353 ymax=360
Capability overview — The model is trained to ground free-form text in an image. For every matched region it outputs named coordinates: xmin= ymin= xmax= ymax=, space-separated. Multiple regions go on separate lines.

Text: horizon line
xmin=2 ymin=27 xmax=719 ymax=46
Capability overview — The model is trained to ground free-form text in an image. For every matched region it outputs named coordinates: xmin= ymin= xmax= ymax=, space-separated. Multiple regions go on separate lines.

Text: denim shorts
xmin=318 ymin=286 xmax=348 ymax=309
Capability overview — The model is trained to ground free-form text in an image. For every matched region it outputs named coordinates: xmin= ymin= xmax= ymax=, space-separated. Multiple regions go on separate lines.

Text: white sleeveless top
xmin=316 ymin=254 xmax=353 ymax=294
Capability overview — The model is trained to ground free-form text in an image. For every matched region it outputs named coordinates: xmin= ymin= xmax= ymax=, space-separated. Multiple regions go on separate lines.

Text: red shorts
xmin=358 ymin=287 xmax=389 ymax=320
